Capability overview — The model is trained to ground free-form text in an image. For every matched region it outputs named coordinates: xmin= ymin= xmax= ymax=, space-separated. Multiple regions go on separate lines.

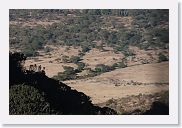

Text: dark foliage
xmin=143 ymin=101 xmax=169 ymax=115
xmin=9 ymin=52 xmax=117 ymax=115
xmin=9 ymin=52 xmax=26 ymax=85
xmin=158 ymin=53 xmax=168 ymax=62
xmin=10 ymin=84 xmax=56 ymax=115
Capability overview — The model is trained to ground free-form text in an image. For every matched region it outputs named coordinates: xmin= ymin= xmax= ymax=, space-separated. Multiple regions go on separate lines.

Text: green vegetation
xmin=152 ymin=28 xmax=169 ymax=43
xmin=9 ymin=84 xmax=55 ymax=115
xmin=157 ymin=91 xmax=169 ymax=105
xmin=53 ymin=58 xmax=127 ymax=81
xmin=44 ymin=46 xmax=53 ymax=53
xmin=77 ymin=62 xmax=85 ymax=71
xmin=69 ymin=55 xmax=81 ymax=64
xmin=112 ymin=61 xmax=127 ymax=69
xmin=103 ymin=91 xmax=169 ymax=115
xmin=158 ymin=53 xmax=168 ymax=62
xmin=61 ymin=55 xmax=81 ymax=63
xmin=93 ymin=61 xmax=127 ymax=75
xmin=9 ymin=52 xmax=117 ymax=115
xmin=94 ymin=64 xmax=111 ymax=73
xmin=9 ymin=9 xmax=169 ymax=115
xmin=10 ymin=9 xmax=169 ymax=57
xmin=81 ymin=46 xmax=91 ymax=53
xmin=53 ymin=66 xmax=77 ymax=81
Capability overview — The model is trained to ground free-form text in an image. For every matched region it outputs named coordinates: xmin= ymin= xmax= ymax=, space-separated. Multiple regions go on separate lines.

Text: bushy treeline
xmin=10 ymin=9 xmax=169 ymax=57
xmin=9 ymin=9 xmax=168 ymax=21
xmin=9 ymin=9 xmax=131 ymax=21
xmin=53 ymin=60 xmax=127 ymax=81
xmin=9 ymin=52 xmax=117 ymax=115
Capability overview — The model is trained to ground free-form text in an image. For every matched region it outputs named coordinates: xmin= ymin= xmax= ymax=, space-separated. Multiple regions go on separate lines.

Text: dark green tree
xmin=9 ymin=84 xmax=54 ymax=115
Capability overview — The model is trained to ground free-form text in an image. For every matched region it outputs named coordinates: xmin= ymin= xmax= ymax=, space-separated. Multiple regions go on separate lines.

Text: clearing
xmin=65 ymin=62 xmax=169 ymax=104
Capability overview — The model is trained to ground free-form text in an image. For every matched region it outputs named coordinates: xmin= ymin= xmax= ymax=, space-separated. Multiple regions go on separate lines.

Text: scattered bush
xmin=112 ymin=61 xmax=127 ymax=69
xmin=94 ymin=64 xmax=111 ymax=73
xmin=22 ymin=48 xmax=37 ymax=57
xmin=63 ymin=66 xmax=75 ymax=75
xmin=10 ymin=10 xmax=169 ymax=57
xmin=62 ymin=55 xmax=69 ymax=63
xmin=153 ymin=28 xmax=169 ymax=43
xmin=44 ymin=47 xmax=53 ymax=53
xmin=158 ymin=53 xmax=168 ymax=62
xmin=9 ymin=52 xmax=117 ymax=115
xmin=69 ymin=55 xmax=81 ymax=64
xmin=82 ymin=46 xmax=91 ymax=53
xmin=77 ymin=62 xmax=85 ymax=71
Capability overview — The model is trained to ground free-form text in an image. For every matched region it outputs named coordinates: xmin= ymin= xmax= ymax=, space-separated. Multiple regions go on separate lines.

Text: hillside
xmin=9 ymin=9 xmax=169 ymax=115
xmin=10 ymin=9 xmax=169 ymax=56
xmin=65 ymin=62 xmax=169 ymax=104
xmin=9 ymin=53 xmax=116 ymax=115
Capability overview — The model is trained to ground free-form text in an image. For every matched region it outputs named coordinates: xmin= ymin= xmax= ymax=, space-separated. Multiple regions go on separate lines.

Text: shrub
xmin=158 ymin=53 xmax=168 ymax=62
xmin=30 ymin=36 xmax=44 ymax=50
xmin=153 ymin=28 xmax=169 ymax=43
xmin=63 ymin=66 xmax=75 ymax=75
xmin=9 ymin=84 xmax=54 ymax=115
xmin=118 ymin=61 xmax=127 ymax=68
xmin=158 ymin=91 xmax=169 ymax=105
xmin=82 ymin=46 xmax=91 ymax=53
xmin=70 ymin=56 xmax=81 ymax=63
xmin=113 ymin=61 xmax=127 ymax=68
xmin=9 ymin=52 xmax=117 ymax=115
xmin=53 ymin=72 xmax=76 ymax=81
xmin=22 ymin=48 xmax=36 ymax=57
xmin=122 ymin=50 xmax=135 ymax=57
xmin=78 ymin=52 xmax=85 ymax=57
xmin=44 ymin=47 xmax=53 ymax=53
xmin=62 ymin=55 xmax=69 ymax=63
xmin=77 ymin=62 xmax=85 ymax=71
xmin=53 ymin=66 xmax=77 ymax=81
xmin=94 ymin=64 xmax=110 ymax=73
xmin=111 ymin=63 xmax=118 ymax=69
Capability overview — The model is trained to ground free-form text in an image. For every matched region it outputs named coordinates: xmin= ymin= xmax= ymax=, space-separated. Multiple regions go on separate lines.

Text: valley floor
xmin=64 ymin=62 xmax=169 ymax=104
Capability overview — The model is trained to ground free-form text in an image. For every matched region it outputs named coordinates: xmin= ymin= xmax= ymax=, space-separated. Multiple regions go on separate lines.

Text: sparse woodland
xmin=9 ymin=9 xmax=169 ymax=115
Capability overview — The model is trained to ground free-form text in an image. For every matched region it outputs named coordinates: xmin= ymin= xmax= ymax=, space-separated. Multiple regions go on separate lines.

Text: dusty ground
xmin=126 ymin=46 xmax=168 ymax=66
xmin=65 ymin=62 xmax=169 ymax=104
xmin=10 ymin=13 xmax=169 ymax=113
xmin=82 ymin=48 xmax=124 ymax=69
xmin=96 ymin=61 xmax=168 ymax=83
xmin=25 ymin=45 xmax=125 ymax=77
xmin=24 ymin=45 xmax=80 ymax=77
xmin=24 ymin=45 xmax=169 ymax=105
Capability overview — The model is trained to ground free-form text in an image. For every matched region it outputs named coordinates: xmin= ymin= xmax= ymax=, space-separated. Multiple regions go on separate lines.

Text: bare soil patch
xmin=82 ymin=48 xmax=125 ymax=69
xmin=24 ymin=45 xmax=80 ymax=77
xmin=126 ymin=46 xmax=169 ymax=66
xmin=65 ymin=62 xmax=169 ymax=104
